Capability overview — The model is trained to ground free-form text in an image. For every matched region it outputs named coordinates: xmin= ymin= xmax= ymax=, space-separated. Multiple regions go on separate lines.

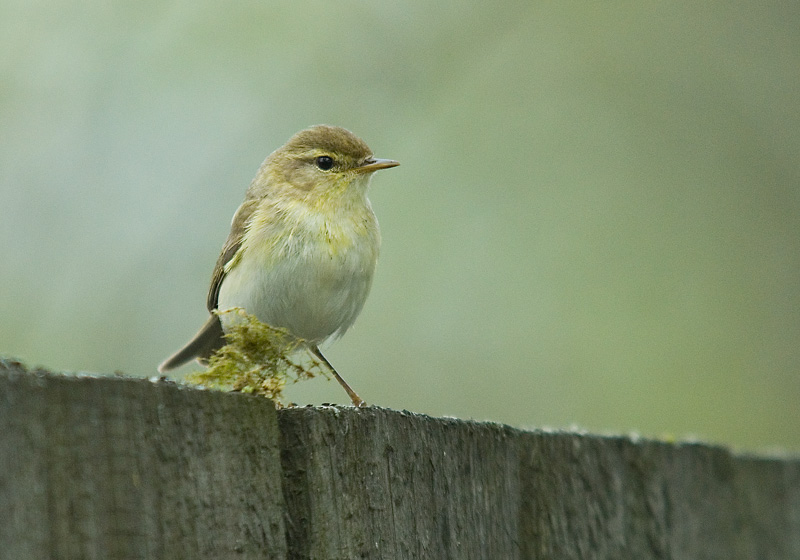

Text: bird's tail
xmin=158 ymin=315 xmax=225 ymax=372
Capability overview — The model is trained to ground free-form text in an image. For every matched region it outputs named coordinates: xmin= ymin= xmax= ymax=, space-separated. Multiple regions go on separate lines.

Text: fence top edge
xmin=2 ymin=356 xmax=798 ymax=463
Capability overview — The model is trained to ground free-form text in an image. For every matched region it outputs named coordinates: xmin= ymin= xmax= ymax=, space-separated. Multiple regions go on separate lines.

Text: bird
xmin=158 ymin=125 xmax=398 ymax=406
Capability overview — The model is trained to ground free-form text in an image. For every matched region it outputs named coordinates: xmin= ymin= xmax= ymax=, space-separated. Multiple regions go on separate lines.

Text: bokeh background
xmin=2 ymin=2 xmax=798 ymax=452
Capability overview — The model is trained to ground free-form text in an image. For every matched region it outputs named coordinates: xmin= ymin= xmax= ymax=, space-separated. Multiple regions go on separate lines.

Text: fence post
xmin=0 ymin=360 xmax=287 ymax=560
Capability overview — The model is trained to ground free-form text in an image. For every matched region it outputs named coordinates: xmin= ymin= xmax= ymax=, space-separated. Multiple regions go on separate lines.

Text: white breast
xmin=217 ymin=200 xmax=380 ymax=345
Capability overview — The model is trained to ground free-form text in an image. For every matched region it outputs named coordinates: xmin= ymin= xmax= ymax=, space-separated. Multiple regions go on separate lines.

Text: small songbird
xmin=158 ymin=125 xmax=398 ymax=406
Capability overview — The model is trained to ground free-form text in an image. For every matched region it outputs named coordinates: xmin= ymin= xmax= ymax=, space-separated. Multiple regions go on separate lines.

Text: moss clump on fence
xmin=186 ymin=310 xmax=328 ymax=404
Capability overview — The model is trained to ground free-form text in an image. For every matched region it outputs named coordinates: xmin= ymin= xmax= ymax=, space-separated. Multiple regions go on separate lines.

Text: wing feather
xmin=206 ymin=198 xmax=259 ymax=312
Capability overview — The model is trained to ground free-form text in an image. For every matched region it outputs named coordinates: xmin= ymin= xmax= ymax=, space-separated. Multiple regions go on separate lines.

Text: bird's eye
xmin=315 ymin=156 xmax=334 ymax=171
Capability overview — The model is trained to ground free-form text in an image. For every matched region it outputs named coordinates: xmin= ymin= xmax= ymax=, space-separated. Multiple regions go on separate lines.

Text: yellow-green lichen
xmin=185 ymin=309 xmax=328 ymax=405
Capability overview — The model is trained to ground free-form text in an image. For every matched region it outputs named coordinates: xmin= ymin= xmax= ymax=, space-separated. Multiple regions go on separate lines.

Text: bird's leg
xmin=312 ymin=347 xmax=366 ymax=407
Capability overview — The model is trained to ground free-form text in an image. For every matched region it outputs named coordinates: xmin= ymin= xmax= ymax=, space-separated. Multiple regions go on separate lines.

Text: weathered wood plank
xmin=0 ymin=360 xmax=286 ymax=560
xmin=279 ymin=407 xmax=528 ymax=559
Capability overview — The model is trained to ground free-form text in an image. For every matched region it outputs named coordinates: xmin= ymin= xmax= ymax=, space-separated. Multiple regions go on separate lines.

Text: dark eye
xmin=315 ymin=156 xmax=334 ymax=171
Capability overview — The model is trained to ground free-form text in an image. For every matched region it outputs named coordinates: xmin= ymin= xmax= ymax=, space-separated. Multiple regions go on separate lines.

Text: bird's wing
xmin=158 ymin=198 xmax=260 ymax=373
xmin=206 ymin=198 xmax=259 ymax=312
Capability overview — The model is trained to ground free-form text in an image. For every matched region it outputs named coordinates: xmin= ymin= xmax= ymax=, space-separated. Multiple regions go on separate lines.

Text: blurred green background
xmin=1 ymin=2 xmax=798 ymax=452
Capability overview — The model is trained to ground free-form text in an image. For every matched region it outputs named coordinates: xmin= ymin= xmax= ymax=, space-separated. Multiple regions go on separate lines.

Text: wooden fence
xmin=1 ymin=359 xmax=798 ymax=559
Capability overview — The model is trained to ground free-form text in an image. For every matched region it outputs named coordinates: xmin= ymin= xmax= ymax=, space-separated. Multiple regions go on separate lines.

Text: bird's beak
xmin=355 ymin=158 xmax=400 ymax=173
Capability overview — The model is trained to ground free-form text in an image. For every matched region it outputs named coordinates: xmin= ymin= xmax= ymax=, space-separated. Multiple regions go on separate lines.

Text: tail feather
xmin=158 ymin=315 xmax=225 ymax=373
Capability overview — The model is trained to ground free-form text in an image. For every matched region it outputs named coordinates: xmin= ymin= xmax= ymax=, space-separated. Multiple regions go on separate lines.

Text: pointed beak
xmin=355 ymin=158 xmax=400 ymax=173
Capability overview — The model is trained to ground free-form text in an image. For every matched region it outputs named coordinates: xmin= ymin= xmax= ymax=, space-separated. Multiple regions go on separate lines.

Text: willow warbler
xmin=158 ymin=125 xmax=398 ymax=406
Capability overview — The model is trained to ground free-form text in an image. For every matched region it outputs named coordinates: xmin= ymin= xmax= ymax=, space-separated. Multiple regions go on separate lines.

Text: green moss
xmin=185 ymin=309 xmax=327 ymax=405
